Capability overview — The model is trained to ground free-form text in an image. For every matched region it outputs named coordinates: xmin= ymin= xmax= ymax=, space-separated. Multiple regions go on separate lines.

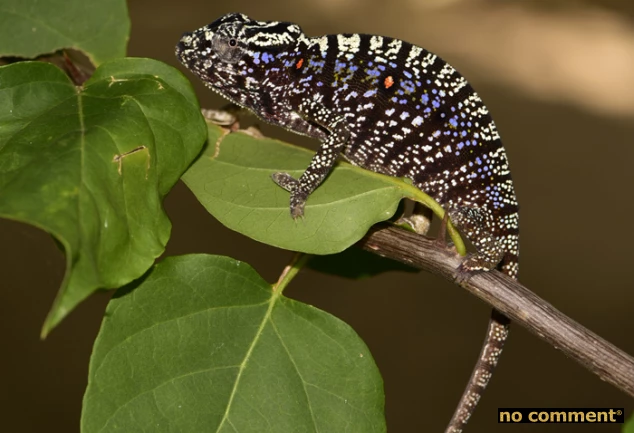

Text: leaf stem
xmin=272 ymin=252 xmax=311 ymax=294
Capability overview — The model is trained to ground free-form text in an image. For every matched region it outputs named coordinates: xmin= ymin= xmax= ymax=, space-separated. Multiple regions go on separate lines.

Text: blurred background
xmin=1 ymin=0 xmax=633 ymax=431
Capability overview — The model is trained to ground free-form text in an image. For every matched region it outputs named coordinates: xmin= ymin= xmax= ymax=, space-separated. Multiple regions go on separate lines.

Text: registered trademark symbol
xmin=617 ymin=410 xmax=622 ymax=415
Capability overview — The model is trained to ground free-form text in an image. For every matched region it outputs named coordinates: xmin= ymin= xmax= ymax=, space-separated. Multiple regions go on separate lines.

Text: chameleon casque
xmin=176 ymin=13 xmax=519 ymax=433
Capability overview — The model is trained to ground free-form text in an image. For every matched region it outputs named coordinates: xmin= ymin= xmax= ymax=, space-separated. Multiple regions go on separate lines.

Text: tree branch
xmin=357 ymin=223 xmax=634 ymax=397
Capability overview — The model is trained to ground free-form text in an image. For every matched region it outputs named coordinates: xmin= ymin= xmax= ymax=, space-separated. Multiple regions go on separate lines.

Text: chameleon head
xmin=176 ymin=13 xmax=304 ymax=106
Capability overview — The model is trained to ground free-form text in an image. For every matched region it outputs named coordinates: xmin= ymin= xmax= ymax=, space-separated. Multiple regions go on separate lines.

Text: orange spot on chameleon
xmin=296 ymin=58 xmax=304 ymax=69
xmin=384 ymin=76 xmax=394 ymax=89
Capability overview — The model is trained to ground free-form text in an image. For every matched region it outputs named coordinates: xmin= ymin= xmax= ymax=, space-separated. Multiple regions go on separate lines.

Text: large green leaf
xmin=0 ymin=0 xmax=129 ymax=65
xmin=0 ymin=59 xmax=207 ymax=336
xmin=82 ymin=254 xmax=385 ymax=433
xmin=183 ymin=123 xmax=465 ymax=255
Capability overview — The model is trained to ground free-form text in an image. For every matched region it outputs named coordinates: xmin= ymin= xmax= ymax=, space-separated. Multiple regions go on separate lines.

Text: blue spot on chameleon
xmin=364 ymin=89 xmax=377 ymax=97
xmin=401 ymin=80 xmax=415 ymax=93
xmin=345 ymin=91 xmax=359 ymax=101
xmin=421 ymin=94 xmax=429 ymax=104
xmin=403 ymin=71 xmax=412 ymax=79
xmin=399 ymin=99 xmax=407 ymax=104
xmin=432 ymin=99 xmax=440 ymax=108
xmin=309 ymin=59 xmax=325 ymax=69
xmin=449 ymin=117 xmax=458 ymax=127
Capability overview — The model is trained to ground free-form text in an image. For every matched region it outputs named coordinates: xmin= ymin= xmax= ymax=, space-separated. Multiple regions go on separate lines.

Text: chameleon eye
xmin=212 ymin=32 xmax=243 ymax=63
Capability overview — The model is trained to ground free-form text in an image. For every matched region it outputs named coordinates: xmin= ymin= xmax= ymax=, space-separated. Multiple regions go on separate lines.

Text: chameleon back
xmin=290 ymin=33 xmax=520 ymax=278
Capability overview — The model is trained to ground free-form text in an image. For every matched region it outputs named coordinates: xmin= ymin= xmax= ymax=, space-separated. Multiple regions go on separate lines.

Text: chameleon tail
xmin=444 ymin=309 xmax=510 ymax=433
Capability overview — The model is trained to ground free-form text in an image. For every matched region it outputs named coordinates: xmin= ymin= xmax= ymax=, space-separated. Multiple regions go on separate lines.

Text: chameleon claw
xmin=271 ymin=172 xmax=299 ymax=192
xmin=272 ymin=172 xmax=307 ymax=218
xmin=290 ymin=189 xmax=308 ymax=219
xmin=455 ymin=257 xmax=477 ymax=284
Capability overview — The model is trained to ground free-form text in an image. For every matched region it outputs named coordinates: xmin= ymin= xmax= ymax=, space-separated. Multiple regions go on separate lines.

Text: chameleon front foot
xmin=271 ymin=172 xmax=308 ymax=219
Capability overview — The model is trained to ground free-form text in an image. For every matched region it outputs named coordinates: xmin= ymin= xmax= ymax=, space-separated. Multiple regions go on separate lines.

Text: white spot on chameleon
xmin=337 ymin=34 xmax=361 ymax=54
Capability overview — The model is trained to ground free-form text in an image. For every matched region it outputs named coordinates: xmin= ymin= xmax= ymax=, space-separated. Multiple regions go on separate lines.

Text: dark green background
xmin=2 ymin=0 xmax=633 ymax=432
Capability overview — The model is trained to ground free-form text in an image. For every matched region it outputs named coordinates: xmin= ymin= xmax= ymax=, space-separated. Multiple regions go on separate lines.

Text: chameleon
xmin=176 ymin=13 xmax=520 ymax=433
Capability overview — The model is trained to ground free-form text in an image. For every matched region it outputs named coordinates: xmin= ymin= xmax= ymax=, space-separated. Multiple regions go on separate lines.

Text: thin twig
xmin=357 ymin=223 xmax=634 ymax=397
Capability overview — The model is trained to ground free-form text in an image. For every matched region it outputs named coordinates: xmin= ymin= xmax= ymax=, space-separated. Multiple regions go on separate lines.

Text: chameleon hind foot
xmin=448 ymin=205 xmax=505 ymax=283
xmin=271 ymin=172 xmax=307 ymax=219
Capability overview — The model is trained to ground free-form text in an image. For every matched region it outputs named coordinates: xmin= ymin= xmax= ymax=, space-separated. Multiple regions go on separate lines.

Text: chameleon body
xmin=177 ymin=13 xmax=519 ymax=433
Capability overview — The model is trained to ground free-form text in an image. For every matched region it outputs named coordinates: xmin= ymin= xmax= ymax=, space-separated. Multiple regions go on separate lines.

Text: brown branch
xmin=357 ymin=223 xmax=634 ymax=397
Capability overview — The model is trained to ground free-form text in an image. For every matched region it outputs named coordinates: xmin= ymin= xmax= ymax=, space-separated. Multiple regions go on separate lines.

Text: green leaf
xmin=309 ymin=248 xmax=419 ymax=279
xmin=0 ymin=59 xmax=207 ymax=336
xmin=0 ymin=0 xmax=129 ymax=65
xmin=82 ymin=254 xmax=385 ymax=433
xmin=183 ymin=123 xmax=465 ymax=255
